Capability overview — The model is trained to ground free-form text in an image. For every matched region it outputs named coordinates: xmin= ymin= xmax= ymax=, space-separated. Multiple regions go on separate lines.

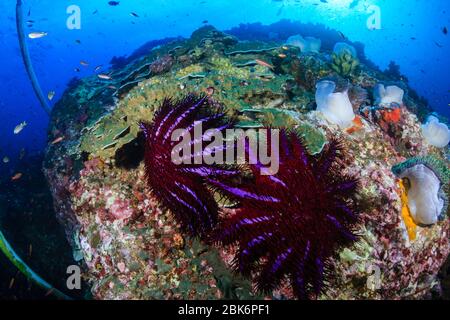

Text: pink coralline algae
xmin=103 ymin=189 xmax=134 ymax=221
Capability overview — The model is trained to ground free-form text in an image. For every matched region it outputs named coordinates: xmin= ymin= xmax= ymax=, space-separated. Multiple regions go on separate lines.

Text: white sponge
xmin=286 ymin=35 xmax=321 ymax=53
xmin=422 ymin=115 xmax=450 ymax=148
xmin=398 ymin=164 xmax=444 ymax=226
xmin=315 ymin=80 xmax=355 ymax=129
xmin=374 ymin=84 xmax=404 ymax=106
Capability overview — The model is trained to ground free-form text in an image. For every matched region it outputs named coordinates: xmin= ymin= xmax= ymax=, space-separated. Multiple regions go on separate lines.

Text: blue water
xmin=0 ymin=0 xmax=449 ymax=173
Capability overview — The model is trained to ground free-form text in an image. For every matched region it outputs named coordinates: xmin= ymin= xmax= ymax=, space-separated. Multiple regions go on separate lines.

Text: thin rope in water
xmin=0 ymin=230 xmax=71 ymax=300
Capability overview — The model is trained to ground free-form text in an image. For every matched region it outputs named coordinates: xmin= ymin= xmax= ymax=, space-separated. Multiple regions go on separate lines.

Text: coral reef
xmin=43 ymin=25 xmax=450 ymax=300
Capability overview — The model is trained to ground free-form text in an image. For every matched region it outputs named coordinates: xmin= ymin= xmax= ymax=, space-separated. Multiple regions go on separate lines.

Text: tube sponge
xmin=315 ymin=80 xmax=355 ymax=128
xmin=392 ymin=156 xmax=449 ymax=226
xmin=421 ymin=115 xmax=450 ymax=148
xmin=374 ymin=84 xmax=404 ymax=106
xmin=286 ymin=34 xmax=321 ymax=53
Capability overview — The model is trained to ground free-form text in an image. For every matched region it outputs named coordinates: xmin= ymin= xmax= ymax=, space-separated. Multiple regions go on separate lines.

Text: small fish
xmin=202 ymin=20 xmax=208 ymax=24
xmin=108 ymin=1 xmax=120 ymax=6
xmin=14 ymin=121 xmax=27 ymax=134
xmin=410 ymin=37 xmax=416 ymax=40
xmin=51 ymin=136 xmax=65 ymax=145
xmin=2 ymin=156 xmax=9 ymax=164
xmin=92 ymin=9 xmax=98 ymax=15
xmin=349 ymin=0 xmax=360 ymax=9
xmin=80 ymin=60 xmax=89 ymax=66
xmin=94 ymin=65 xmax=103 ymax=72
xmin=255 ymin=59 xmax=274 ymax=70
xmin=11 ymin=173 xmax=23 ymax=181
xmin=28 ymin=32 xmax=48 ymax=39
xmin=443 ymin=27 xmax=448 ymax=35
xmin=75 ymin=39 xmax=81 ymax=44
xmin=48 ymin=91 xmax=55 ymax=100
xmin=276 ymin=5 xmax=284 ymax=16
xmin=338 ymin=31 xmax=347 ymax=40
xmin=130 ymin=12 xmax=139 ymax=18
xmin=74 ymin=67 xmax=80 ymax=72
xmin=282 ymin=46 xmax=289 ymax=50
xmin=9 ymin=278 xmax=15 ymax=289
xmin=29 ymin=244 xmax=33 ymax=257
xmin=98 ymin=73 xmax=112 ymax=80
xmin=278 ymin=53 xmax=287 ymax=58
xmin=434 ymin=41 xmax=443 ymax=48
xmin=107 ymin=85 xmax=117 ymax=90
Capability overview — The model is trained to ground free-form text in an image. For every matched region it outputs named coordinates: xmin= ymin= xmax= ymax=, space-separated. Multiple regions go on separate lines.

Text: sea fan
xmin=140 ymin=94 xmax=236 ymax=237
xmin=209 ymin=130 xmax=360 ymax=299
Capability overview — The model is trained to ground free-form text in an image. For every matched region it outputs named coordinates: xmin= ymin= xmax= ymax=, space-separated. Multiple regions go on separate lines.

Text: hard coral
xmin=140 ymin=94 xmax=235 ymax=237
xmin=209 ymin=130 xmax=360 ymax=299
